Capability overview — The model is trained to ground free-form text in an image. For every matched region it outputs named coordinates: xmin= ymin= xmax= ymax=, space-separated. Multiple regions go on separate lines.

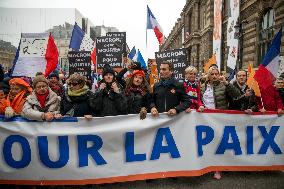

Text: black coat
xmin=0 ymin=65 xmax=4 ymax=82
xmin=116 ymin=68 xmax=128 ymax=89
xmin=150 ymin=77 xmax=190 ymax=113
xmin=60 ymin=90 xmax=96 ymax=117
xmin=0 ymin=77 xmax=11 ymax=95
xmin=278 ymin=88 xmax=284 ymax=106
xmin=91 ymin=83 xmax=127 ymax=117
xmin=126 ymin=90 xmax=151 ymax=114
xmin=228 ymin=81 xmax=258 ymax=111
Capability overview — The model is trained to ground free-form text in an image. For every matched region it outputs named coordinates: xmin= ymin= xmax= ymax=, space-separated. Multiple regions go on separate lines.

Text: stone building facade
xmin=160 ymin=0 xmax=284 ymax=73
xmin=0 ymin=40 xmax=16 ymax=72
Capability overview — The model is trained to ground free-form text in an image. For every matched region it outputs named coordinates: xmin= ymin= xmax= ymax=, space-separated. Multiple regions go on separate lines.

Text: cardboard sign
xmin=155 ymin=48 xmax=188 ymax=80
xmin=96 ymin=34 xmax=126 ymax=69
xmin=68 ymin=51 xmax=91 ymax=80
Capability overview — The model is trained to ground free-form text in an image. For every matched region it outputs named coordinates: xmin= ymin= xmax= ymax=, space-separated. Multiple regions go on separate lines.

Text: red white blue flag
xmin=11 ymin=33 xmax=58 ymax=77
xmin=147 ymin=5 xmax=164 ymax=45
xmin=69 ymin=23 xmax=96 ymax=65
xmin=128 ymin=46 xmax=146 ymax=68
xmin=254 ymin=28 xmax=282 ymax=89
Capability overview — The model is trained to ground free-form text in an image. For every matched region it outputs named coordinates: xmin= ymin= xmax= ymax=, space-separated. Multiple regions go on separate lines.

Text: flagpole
xmin=250 ymin=79 xmax=264 ymax=110
xmin=146 ymin=5 xmax=148 ymax=48
xmin=146 ymin=29 xmax=148 ymax=48
xmin=259 ymin=89 xmax=264 ymax=111
xmin=95 ymin=46 xmax=98 ymax=74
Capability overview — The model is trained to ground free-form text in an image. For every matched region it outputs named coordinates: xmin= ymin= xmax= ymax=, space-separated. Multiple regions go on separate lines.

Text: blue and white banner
xmin=12 ymin=33 xmax=49 ymax=77
xmin=0 ymin=111 xmax=283 ymax=185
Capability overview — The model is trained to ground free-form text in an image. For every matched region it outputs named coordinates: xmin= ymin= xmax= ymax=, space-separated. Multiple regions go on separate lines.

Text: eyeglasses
xmin=35 ymin=85 xmax=48 ymax=89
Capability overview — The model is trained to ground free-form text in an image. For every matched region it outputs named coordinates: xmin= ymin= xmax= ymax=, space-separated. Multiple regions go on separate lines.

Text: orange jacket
xmin=0 ymin=78 xmax=32 ymax=114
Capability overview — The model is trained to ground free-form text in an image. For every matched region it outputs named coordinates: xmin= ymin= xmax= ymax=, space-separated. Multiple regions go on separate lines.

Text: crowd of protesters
xmin=0 ymin=59 xmax=284 ymax=180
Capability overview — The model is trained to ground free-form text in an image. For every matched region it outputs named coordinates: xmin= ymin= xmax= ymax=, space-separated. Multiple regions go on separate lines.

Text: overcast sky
xmin=0 ymin=0 xmax=186 ymax=59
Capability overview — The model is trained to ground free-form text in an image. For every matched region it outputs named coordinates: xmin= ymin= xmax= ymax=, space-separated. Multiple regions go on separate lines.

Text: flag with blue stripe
xmin=128 ymin=46 xmax=136 ymax=60
xmin=69 ymin=23 xmax=84 ymax=50
xmin=137 ymin=50 xmax=146 ymax=68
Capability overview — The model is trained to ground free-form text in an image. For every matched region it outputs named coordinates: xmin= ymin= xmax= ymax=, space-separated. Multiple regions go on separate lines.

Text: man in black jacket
xmin=228 ymin=70 xmax=258 ymax=113
xmin=150 ymin=61 xmax=190 ymax=117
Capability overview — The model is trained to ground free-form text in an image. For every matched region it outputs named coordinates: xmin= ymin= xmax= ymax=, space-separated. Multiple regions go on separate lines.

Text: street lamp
xmin=234 ymin=19 xmax=248 ymax=69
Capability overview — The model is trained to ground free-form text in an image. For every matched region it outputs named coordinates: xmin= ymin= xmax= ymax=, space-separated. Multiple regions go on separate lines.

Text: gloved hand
xmin=5 ymin=107 xmax=14 ymax=118
xmin=140 ymin=107 xmax=147 ymax=120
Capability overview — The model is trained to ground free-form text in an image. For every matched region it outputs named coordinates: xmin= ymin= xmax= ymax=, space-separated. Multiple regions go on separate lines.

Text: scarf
xmin=185 ymin=80 xmax=197 ymax=88
xmin=158 ymin=77 xmax=175 ymax=88
xmin=49 ymin=82 xmax=63 ymax=96
xmin=126 ymin=86 xmax=146 ymax=96
xmin=36 ymin=91 xmax=49 ymax=108
xmin=68 ymin=85 xmax=89 ymax=97
xmin=1 ymin=90 xmax=27 ymax=114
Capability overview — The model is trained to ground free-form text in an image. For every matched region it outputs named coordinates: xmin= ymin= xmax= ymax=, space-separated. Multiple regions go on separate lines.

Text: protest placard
xmin=155 ymin=48 xmax=188 ymax=80
xmin=96 ymin=34 xmax=126 ymax=69
xmin=68 ymin=51 xmax=91 ymax=80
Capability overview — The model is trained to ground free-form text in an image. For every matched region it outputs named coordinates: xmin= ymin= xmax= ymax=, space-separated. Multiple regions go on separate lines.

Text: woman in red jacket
xmin=183 ymin=66 xmax=204 ymax=112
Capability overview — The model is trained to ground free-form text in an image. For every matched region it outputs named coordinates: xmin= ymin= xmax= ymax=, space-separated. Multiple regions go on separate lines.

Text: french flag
xmin=254 ymin=28 xmax=282 ymax=89
xmin=69 ymin=23 xmax=96 ymax=65
xmin=11 ymin=33 xmax=58 ymax=77
xmin=128 ymin=46 xmax=147 ymax=68
xmin=147 ymin=5 xmax=164 ymax=45
xmin=128 ymin=46 xmax=137 ymax=60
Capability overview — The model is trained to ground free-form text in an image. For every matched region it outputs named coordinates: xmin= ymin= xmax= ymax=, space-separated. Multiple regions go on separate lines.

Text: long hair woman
xmin=125 ymin=69 xmax=151 ymax=119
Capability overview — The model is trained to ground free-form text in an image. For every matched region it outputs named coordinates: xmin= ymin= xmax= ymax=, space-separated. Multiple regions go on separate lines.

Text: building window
xmin=224 ymin=0 xmax=229 ymax=17
xmin=182 ymin=27 xmax=185 ymax=44
xmin=197 ymin=2 xmax=200 ymax=30
xmin=258 ymin=9 xmax=274 ymax=64
xmin=188 ymin=12 xmax=192 ymax=35
xmin=188 ymin=47 xmax=191 ymax=65
xmin=176 ymin=34 xmax=181 ymax=48
xmin=202 ymin=6 xmax=206 ymax=29
xmin=196 ymin=44 xmax=200 ymax=68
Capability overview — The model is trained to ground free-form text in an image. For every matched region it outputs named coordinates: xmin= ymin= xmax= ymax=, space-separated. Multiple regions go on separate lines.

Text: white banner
xmin=12 ymin=33 xmax=49 ymax=77
xmin=213 ymin=0 xmax=223 ymax=68
xmin=226 ymin=0 xmax=240 ymax=71
xmin=0 ymin=111 xmax=283 ymax=185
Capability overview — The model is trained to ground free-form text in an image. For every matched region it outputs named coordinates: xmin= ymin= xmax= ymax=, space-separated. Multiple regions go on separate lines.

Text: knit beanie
xmin=67 ymin=73 xmax=86 ymax=85
xmin=32 ymin=75 xmax=49 ymax=88
xmin=102 ymin=64 xmax=115 ymax=77
xmin=48 ymin=72 xmax=59 ymax=80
